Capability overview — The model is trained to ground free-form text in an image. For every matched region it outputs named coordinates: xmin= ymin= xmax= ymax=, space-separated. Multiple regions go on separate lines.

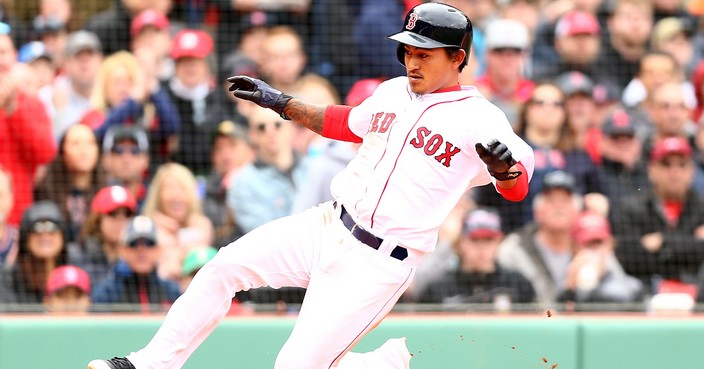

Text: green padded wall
xmin=1 ymin=315 xmax=702 ymax=369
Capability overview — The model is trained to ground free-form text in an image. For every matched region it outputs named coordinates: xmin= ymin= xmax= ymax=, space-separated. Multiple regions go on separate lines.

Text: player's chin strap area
xmin=333 ymin=202 xmax=409 ymax=261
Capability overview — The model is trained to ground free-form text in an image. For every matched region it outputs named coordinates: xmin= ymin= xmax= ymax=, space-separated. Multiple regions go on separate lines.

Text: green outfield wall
xmin=0 ymin=315 xmax=702 ymax=369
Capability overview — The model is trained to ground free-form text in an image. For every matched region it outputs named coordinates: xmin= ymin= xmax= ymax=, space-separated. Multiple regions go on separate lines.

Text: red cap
xmin=345 ymin=78 xmax=383 ymax=106
xmin=91 ymin=186 xmax=137 ymax=214
xmin=573 ymin=212 xmax=611 ymax=244
xmin=555 ymin=11 xmax=600 ymax=38
xmin=650 ymin=137 xmax=693 ymax=161
xmin=130 ymin=10 xmax=170 ymax=37
xmin=46 ymin=265 xmax=91 ymax=295
xmin=170 ymin=29 xmax=213 ymax=60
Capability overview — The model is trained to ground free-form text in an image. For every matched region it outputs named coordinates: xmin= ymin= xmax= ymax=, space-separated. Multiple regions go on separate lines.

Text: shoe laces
xmin=107 ymin=357 xmax=136 ymax=369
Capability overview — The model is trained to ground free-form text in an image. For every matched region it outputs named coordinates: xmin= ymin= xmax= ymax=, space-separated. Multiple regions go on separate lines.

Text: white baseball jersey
xmin=331 ymin=76 xmax=535 ymax=253
xmin=114 ymin=78 xmax=535 ymax=369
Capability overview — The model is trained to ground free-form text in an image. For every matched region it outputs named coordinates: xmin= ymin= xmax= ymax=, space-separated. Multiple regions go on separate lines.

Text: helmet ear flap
xmin=396 ymin=44 xmax=405 ymax=66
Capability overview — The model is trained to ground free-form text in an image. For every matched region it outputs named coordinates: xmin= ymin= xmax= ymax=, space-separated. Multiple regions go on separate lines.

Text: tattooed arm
xmin=283 ymin=99 xmax=326 ymax=135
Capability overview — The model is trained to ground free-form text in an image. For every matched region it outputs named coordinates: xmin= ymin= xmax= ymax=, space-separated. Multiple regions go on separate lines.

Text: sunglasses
xmin=112 ymin=145 xmax=141 ymax=156
xmin=31 ymin=220 xmax=60 ymax=234
xmin=256 ymin=121 xmax=283 ymax=133
xmin=530 ymin=99 xmax=564 ymax=108
xmin=490 ymin=47 xmax=523 ymax=54
xmin=106 ymin=208 xmax=134 ymax=218
xmin=128 ymin=238 xmax=156 ymax=248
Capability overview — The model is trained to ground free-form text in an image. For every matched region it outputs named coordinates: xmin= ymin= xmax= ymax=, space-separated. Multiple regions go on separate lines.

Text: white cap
xmin=484 ymin=19 xmax=529 ymax=50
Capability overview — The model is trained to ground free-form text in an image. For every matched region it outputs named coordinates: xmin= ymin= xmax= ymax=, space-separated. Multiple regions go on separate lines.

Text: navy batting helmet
xmin=388 ymin=3 xmax=473 ymax=68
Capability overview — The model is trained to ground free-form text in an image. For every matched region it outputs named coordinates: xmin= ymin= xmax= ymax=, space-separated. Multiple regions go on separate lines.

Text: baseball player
xmin=88 ymin=3 xmax=534 ymax=369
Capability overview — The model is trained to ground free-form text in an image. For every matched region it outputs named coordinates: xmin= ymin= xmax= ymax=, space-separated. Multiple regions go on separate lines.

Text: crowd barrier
xmin=1 ymin=314 xmax=703 ymax=369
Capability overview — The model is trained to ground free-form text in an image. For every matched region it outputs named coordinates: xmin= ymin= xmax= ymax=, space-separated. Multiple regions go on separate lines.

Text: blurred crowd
xmin=1 ymin=0 xmax=704 ymax=314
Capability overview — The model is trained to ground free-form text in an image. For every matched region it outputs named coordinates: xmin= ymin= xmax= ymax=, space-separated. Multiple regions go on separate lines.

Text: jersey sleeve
xmin=346 ymin=78 xmax=400 ymax=138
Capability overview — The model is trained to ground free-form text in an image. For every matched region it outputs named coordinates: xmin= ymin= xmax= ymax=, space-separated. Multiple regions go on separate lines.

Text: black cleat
xmin=87 ymin=357 xmax=136 ymax=369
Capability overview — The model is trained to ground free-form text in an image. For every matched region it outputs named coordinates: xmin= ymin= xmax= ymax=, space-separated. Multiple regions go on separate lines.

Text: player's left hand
xmin=475 ymin=139 xmax=522 ymax=181
xmin=227 ymin=75 xmax=292 ymax=119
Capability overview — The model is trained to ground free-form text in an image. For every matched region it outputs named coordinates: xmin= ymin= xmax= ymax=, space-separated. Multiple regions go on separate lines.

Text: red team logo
xmin=406 ymin=13 xmax=418 ymax=30
xmin=410 ymin=127 xmax=461 ymax=168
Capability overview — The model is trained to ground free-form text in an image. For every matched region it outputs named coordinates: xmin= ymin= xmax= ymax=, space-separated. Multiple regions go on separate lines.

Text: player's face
xmin=403 ymin=45 xmax=461 ymax=94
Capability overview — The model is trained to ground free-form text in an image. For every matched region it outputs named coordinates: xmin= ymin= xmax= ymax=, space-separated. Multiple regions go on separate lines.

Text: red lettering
xmin=410 ymin=126 xmax=430 ymax=148
xmin=435 ymin=142 xmax=461 ymax=167
xmin=379 ymin=113 xmax=395 ymax=133
xmin=424 ymin=134 xmax=442 ymax=155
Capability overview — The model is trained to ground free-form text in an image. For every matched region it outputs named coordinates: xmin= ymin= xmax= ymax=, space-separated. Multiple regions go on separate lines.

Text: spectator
xmin=32 ymin=15 xmax=67 ymax=71
xmin=498 ymin=171 xmax=583 ymax=305
xmin=203 ymin=120 xmax=254 ymax=248
xmin=475 ymin=82 xmax=605 ymax=232
xmin=622 ymin=51 xmax=692 ymax=111
xmin=91 ymin=48 xmax=181 ymax=171
xmin=17 ymin=41 xmax=56 ymax=91
xmin=0 ymin=32 xmax=57 ymax=226
xmin=91 ymin=215 xmax=181 ymax=312
xmin=44 ymin=264 xmax=91 ymax=314
xmin=612 ymin=137 xmax=704 ymax=293
xmin=559 ymin=212 xmax=644 ymax=307
xmin=49 ymin=30 xmax=103 ymax=140
xmin=555 ymin=71 xmax=598 ymax=154
xmin=130 ymin=9 xmax=172 ymax=81
xmin=642 ymin=82 xmax=698 ymax=162
xmin=418 ymin=208 xmax=536 ymax=307
xmin=651 ymin=17 xmax=697 ymax=76
xmin=227 ymin=107 xmax=309 ymax=234
xmin=85 ymin=0 xmax=171 ymax=56
xmin=34 ymin=124 xmax=104 ymax=243
xmin=165 ymin=29 xmax=221 ymax=176
xmin=101 ymin=125 xmax=150 ymax=206
xmin=288 ymin=73 xmax=340 ymax=157
xmin=593 ymin=0 xmax=654 ymax=92
xmin=37 ymin=0 xmax=73 ymax=31
xmin=475 ymin=18 xmax=534 ymax=126
xmin=0 ymin=168 xmax=18 ymax=267
xmin=142 ymin=163 xmax=214 ymax=280
xmin=8 ymin=201 xmax=68 ymax=305
xmin=84 ymin=51 xmax=141 ymax=128
xmin=598 ymin=109 xmax=650 ymax=204
xmin=532 ymin=11 xmax=601 ymax=80
xmin=217 ymin=11 xmax=271 ymax=83
xmin=76 ymin=185 xmax=137 ymax=286
xmin=260 ymin=26 xmax=308 ymax=94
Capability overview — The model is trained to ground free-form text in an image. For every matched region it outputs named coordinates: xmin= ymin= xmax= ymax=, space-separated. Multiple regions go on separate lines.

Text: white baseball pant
xmin=126 ymin=201 xmax=419 ymax=369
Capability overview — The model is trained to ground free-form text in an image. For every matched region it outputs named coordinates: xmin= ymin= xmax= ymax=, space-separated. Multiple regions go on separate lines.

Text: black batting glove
xmin=227 ymin=76 xmax=293 ymax=120
xmin=475 ymin=139 xmax=523 ymax=181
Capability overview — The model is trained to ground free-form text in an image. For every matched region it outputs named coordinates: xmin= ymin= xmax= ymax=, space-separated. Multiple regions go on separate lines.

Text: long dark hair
xmin=34 ymin=125 xmax=106 ymax=225
xmin=514 ymin=81 xmax=578 ymax=152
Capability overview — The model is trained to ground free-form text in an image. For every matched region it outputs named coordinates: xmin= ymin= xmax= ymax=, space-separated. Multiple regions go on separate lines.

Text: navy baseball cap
xmin=542 ymin=170 xmax=576 ymax=193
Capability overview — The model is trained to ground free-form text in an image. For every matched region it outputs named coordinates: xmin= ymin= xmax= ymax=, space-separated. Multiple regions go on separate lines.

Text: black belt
xmin=336 ymin=203 xmax=408 ymax=261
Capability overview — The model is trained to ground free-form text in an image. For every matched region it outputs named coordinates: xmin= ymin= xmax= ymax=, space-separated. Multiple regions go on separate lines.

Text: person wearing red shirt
xmin=0 ymin=31 xmax=57 ymax=226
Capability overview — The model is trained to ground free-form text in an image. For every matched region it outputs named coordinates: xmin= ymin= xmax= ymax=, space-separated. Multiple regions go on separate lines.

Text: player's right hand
xmin=227 ymin=75 xmax=293 ymax=119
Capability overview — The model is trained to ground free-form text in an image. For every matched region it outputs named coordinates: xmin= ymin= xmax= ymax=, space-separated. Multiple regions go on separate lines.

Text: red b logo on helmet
xmin=406 ymin=13 xmax=418 ymax=30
